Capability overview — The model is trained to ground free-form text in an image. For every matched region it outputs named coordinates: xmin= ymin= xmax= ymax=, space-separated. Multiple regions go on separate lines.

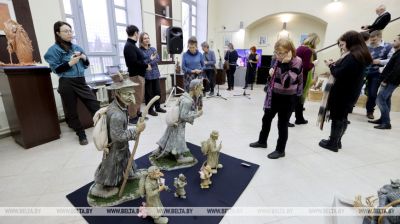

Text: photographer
xmin=45 ymin=21 xmax=100 ymax=145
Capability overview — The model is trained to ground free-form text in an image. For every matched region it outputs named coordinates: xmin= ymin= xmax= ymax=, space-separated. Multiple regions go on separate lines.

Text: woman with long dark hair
xmin=319 ymin=31 xmax=372 ymax=152
xmin=45 ymin=21 xmax=100 ymax=145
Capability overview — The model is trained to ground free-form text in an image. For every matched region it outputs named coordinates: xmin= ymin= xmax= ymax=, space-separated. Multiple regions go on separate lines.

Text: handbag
xmin=223 ymin=61 xmax=230 ymax=70
xmin=223 ymin=51 xmax=230 ymax=70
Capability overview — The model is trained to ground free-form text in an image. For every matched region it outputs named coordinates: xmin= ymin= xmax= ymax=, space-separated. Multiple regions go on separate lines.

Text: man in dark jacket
xmin=124 ymin=25 xmax=149 ymax=123
xmin=361 ymin=4 xmax=391 ymax=33
xmin=369 ymin=34 xmax=400 ymax=129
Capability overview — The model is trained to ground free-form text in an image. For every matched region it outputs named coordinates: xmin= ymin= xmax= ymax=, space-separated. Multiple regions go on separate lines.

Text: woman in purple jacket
xmin=249 ymin=38 xmax=303 ymax=159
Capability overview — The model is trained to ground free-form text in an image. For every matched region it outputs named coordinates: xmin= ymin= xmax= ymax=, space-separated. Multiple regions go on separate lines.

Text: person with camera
xmin=45 ymin=21 xmax=100 ymax=146
xmin=319 ymin=31 xmax=372 ymax=152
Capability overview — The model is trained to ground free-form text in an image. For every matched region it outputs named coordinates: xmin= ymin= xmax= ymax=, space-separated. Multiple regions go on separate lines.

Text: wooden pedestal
xmin=0 ymin=66 xmax=61 ymax=149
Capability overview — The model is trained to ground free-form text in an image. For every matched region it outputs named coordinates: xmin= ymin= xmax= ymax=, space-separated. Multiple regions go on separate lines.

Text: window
xmin=62 ymin=0 xmax=129 ymax=74
xmin=182 ymin=0 xmax=197 ymax=50
xmin=182 ymin=0 xmax=207 ymax=50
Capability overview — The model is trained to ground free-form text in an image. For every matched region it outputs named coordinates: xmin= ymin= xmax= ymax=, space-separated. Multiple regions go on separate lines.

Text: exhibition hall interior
xmin=0 ymin=0 xmax=399 ymax=223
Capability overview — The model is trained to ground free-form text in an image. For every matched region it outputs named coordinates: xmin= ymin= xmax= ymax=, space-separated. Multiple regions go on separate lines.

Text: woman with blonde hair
xmin=290 ymin=33 xmax=320 ymax=126
xmin=139 ymin=32 xmax=166 ymax=116
xmin=249 ymin=38 xmax=303 ymax=159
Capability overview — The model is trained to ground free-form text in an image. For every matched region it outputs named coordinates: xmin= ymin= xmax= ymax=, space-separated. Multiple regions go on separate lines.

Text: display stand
xmin=0 ymin=66 xmax=61 ymax=149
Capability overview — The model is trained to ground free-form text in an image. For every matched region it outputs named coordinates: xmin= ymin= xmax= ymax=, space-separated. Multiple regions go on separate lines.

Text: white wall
xmin=208 ymin=0 xmax=400 ymax=82
xmin=208 ymin=0 xmax=400 ymax=51
xmin=246 ymin=13 xmax=326 ymax=55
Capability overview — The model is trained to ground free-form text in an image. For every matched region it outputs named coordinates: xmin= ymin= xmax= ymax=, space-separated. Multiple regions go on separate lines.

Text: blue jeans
xmin=366 ymin=74 xmax=381 ymax=113
xmin=376 ymin=83 xmax=398 ymax=125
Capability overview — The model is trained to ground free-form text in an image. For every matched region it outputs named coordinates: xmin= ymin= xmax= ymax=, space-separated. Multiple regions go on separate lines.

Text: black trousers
xmin=204 ymin=69 xmax=215 ymax=93
xmin=294 ymin=96 xmax=305 ymax=121
xmin=145 ymin=78 xmax=161 ymax=110
xmin=258 ymin=93 xmax=295 ymax=152
xmin=227 ymin=65 xmax=236 ymax=88
xmin=245 ymin=66 xmax=256 ymax=86
xmin=58 ymin=77 xmax=100 ymax=135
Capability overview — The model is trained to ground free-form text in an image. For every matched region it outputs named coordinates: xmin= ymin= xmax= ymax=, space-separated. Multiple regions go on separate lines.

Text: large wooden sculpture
xmin=1 ymin=19 xmax=34 ymax=65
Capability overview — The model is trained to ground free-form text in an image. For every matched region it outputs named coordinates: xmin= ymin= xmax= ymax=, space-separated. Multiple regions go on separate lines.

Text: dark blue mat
xmin=66 ymin=143 xmax=259 ymax=224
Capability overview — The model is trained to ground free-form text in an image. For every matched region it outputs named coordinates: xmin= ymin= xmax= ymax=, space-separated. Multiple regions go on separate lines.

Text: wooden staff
xmin=119 ymin=95 xmax=160 ymax=197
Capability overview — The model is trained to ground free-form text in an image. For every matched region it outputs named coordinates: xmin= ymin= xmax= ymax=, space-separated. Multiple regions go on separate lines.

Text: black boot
xmin=337 ymin=120 xmax=348 ymax=149
xmin=77 ymin=130 xmax=88 ymax=145
xmin=319 ymin=120 xmax=344 ymax=152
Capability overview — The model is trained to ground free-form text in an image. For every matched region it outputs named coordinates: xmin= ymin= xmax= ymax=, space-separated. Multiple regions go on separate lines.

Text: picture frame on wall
xmin=258 ymin=35 xmax=267 ymax=46
xmin=300 ymin=34 xmax=308 ymax=45
xmin=0 ymin=0 xmax=17 ymax=35
xmin=160 ymin=24 xmax=169 ymax=43
xmin=161 ymin=44 xmax=170 ymax=61
xmin=223 ymin=35 xmax=232 ymax=47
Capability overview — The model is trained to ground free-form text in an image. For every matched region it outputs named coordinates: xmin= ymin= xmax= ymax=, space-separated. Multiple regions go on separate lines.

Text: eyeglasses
xmin=60 ymin=30 xmax=74 ymax=34
xmin=274 ymin=51 xmax=288 ymax=57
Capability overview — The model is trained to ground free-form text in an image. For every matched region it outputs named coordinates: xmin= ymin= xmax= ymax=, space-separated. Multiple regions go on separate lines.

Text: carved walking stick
xmin=119 ymin=95 xmax=160 ymax=197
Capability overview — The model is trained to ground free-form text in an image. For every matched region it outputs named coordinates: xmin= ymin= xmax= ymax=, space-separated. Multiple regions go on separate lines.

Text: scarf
xmin=317 ymin=52 xmax=350 ymax=130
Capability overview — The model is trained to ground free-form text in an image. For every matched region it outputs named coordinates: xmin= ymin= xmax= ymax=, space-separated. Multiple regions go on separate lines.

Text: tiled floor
xmin=0 ymin=85 xmax=399 ymax=224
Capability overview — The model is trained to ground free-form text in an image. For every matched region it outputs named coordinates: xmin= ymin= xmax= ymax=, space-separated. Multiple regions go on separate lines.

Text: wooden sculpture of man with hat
xmin=90 ymin=73 xmax=145 ymax=198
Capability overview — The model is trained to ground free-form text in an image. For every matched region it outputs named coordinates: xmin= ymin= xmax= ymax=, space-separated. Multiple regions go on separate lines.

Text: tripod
xmin=165 ymin=72 xmax=185 ymax=107
xmin=233 ymin=87 xmax=251 ymax=99
xmin=207 ymin=82 xmax=227 ymax=100
xmin=207 ymin=68 xmax=227 ymax=100
xmin=233 ymin=71 xmax=251 ymax=100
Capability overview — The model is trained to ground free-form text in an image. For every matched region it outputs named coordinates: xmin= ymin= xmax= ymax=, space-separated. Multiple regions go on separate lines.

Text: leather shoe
xmin=156 ymin=107 xmax=166 ymax=113
xmin=368 ymin=119 xmax=381 ymax=124
xmin=149 ymin=110 xmax=158 ymax=116
xmin=295 ymin=119 xmax=308 ymax=125
xmin=267 ymin=151 xmax=285 ymax=159
xmin=79 ymin=138 xmax=88 ymax=145
xmin=366 ymin=113 xmax=374 ymax=119
xmin=374 ymin=124 xmax=391 ymax=129
xmin=288 ymin=122 xmax=295 ymax=127
xmin=249 ymin=142 xmax=267 ymax=148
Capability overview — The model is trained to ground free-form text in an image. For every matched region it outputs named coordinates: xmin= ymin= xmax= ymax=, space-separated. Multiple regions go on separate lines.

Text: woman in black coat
xmin=319 ymin=31 xmax=372 ymax=152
